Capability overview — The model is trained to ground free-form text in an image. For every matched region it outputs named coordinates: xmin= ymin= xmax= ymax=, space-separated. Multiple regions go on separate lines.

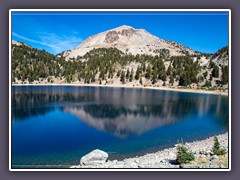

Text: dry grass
xmin=216 ymin=155 xmax=228 ymax=167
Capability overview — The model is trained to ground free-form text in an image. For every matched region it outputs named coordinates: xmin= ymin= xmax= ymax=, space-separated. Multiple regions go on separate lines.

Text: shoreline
xmin=11 ymin=132 xmax=229 ymax=169
xmin=12 ymin=83 xmax=228 ymax=96
xmin=70 ymin=132 xmax=229 ymax=169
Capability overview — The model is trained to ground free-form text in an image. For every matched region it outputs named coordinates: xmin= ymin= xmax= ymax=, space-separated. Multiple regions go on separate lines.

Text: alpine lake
xmin=11 ymin=86 xmax=229 ymax=168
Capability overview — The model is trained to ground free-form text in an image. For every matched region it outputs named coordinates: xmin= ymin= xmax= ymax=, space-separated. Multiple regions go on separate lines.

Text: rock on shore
xmin=80 ymin=149 xmax=108 ymax=166
xmin=70 ymin=133 xmax=228 ymax=169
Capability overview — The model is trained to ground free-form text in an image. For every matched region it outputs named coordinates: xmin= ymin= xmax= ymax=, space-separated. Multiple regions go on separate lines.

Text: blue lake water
xmin=11 ymin=86 xmax=229 ymax=168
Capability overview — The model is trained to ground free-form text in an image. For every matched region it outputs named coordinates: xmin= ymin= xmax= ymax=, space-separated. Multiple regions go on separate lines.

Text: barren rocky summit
xmin=65 ymin=25 xmax=196 ymax=59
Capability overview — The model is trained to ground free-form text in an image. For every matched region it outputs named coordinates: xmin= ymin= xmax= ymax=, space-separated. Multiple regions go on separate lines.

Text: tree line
xmin=12 ymin=44 xmax=228 ymax=88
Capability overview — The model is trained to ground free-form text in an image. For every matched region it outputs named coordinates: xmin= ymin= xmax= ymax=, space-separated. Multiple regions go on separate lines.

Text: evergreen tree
xmin=135 ymin=65 xmax=140 ymax=80
xmin=176 ymin=139 xmax=195 ymax=164
xmin=170 ymin=75 xmax=174 ymax=86
xmin=221 ymin=66 xmax=228 ymax=85
xmin=152 ymin=69 xmax=157 ymax=84
xmin=129 ymin=68 xmax=134 ymax=82
xmin=142 ymin=62 xmax=146 ymax=72
xmin=145 ymin=65 xmax=151 ymax=79
xmin=140 ymin=77 xmax=143 ymax=85
xmin=126 ymin=68 xmax=130 ymax=78
xmin=120 ymin=71 xmax=126 ymax=84
xmin=179 ymin=71 xmax=191 ymax=86
xmin=203 ymin=71 xmax=208 ymax=78
xmin=212 ymin=136 xmax=226 ymax=155
xmin=117 ymin=70 xmax=121 ymax=77
xmin=166 ymin=64 xmax=172 ymax=76
xmin=203 ymin=80 xmax=211 ymax=87
xmin=209 ymin=60 xmax=215 ymax=69
xmin=212 ymin=65 xmax=219 ymax=78
xmin=159 ymin=71 xmax=167 ymax=81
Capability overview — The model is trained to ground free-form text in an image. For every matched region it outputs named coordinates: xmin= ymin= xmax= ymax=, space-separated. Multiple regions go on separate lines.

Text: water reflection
xmin=12 ymin=86 xmax=228 ymax=137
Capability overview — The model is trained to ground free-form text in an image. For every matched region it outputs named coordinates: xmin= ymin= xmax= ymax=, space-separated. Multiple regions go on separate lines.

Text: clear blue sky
xmin=12 ymin=11 xmax=229 ymax=55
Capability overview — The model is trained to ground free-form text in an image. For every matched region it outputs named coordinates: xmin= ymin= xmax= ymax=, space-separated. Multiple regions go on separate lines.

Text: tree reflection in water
xmin=12 ymin=86 xmax=228 ymax=137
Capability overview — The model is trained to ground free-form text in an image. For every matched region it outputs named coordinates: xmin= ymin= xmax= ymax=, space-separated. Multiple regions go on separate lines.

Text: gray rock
xmin=80 ymin=149 xmax=109 ymax=166
xmin=130 ymin=162 xmax=138 ymax=168
xmin=180 ymin=164 xmax=190 ymax=168
xmin=200 ymin=154 xmax=206 ymax=158
xmin=138 ymin=165 xmax=144 ymax=168
xmin=112 ymin=160 xmax=118 ymax=164
xmin=205 ymin=150 xmax=212 ymax=155
xmin=210 ymin=161 xmax=218 ymax=168
xmin=199 ymin=150 xmax=205 ymax=155
xmin=160 ymin=159 xmax=166 ymax=163
xmin=138 ymin=164 xmax=149 ymax=168
xmin=185 ymin=143 xmax=190 ymax=148
xmin=211 ymin=155 xmax=219 ymax=160
xmin=134 ymin=159 xmax=139 ymax=163
xmin=168 ymin=152 xmax=175 ymax=159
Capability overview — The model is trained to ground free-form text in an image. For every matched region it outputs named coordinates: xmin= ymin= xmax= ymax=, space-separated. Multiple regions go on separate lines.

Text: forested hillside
xmin=11 ymin=42 xmax=228 ymax=91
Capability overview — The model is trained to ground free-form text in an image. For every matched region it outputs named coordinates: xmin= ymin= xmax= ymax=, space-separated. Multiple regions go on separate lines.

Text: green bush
xmin=212 ymin=136 xmax=226 ymax=155
xmin=176 ymin=139 xmax=195 ymax=164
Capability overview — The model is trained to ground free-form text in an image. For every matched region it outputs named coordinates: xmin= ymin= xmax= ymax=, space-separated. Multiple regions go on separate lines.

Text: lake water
xmin=11 ymin=86 xmax=228 ymax=168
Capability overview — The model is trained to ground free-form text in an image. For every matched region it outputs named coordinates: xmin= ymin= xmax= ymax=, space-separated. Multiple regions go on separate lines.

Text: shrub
xmin=212 ymin=136 xmax=226 ymax=155
xmin=176 ymin=139 xmax=195 ymax=164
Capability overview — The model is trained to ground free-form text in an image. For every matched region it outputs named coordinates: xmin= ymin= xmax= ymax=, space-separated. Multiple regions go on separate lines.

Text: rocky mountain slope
xmin=211 ymin=46 xmax=228 ymax=66
xmin=11 ymin=36 xmax=228 ymax=92
xmin=12 ymin=40 xmax=30 ymax=47
xmin=64 ymin=25 xmax=197 ymax=59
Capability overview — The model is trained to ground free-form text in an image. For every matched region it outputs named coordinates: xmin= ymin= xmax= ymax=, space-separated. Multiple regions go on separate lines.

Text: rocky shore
xmin=70 ymin=133 xmax=229 ymax=169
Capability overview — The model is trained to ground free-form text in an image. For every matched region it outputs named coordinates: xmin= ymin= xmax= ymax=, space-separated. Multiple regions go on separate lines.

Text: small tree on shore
xmin=176 ymin=139 xmax=195 ymax=164
xmin=212 ymin=136 xmax=226 ymax=155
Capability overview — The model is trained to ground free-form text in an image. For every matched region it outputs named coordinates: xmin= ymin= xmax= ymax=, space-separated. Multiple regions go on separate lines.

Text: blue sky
xmin=12 ymin=11 xmax=229 ymax=55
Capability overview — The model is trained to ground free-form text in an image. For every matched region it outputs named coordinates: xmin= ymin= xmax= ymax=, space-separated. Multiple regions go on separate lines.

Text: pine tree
xmin=135 ymin=65 xmax=140 ymax=80
xmin=166 ymin=64 xmax=172 ymax=76
xmin=145 ymin=65 xmax=151 ymax=79
xmin=142 ymin=62 xmax=146 ymax=72
xmin=221 ymin=66 xmax=228 ymax=85
xmin=120 ymin=71 xmax=126 ymax=84
xmin=170 ymin=75 xmax=174 ymax=86
xmin=203 ymin=71 xmax=208 ymax=78
xmin=117 ymin=70 xmax=121 ymax=77
xmin=129 ymin=68 xmax=134 ymax=82
xmin=152 ymin=69 xmax=157 ymax=84
xmin=212 ymin=65 xmax=219 ymax=78
xmin=126 ymin=68 xmax=130 ymax=78
xmin=140 ymin=77 xmax=143 ymax=85
xmin=212 ymin=136 xmax=226 ymax=155
xmin=179 ymin=71 xmax=191 ymax=86
xmin=176 ymin=139 xmax=195 ymax=164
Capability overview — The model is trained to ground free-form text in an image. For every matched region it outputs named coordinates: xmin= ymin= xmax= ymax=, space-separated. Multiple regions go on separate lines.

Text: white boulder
xmin=80 ymin=149 xmax=109 ymax=166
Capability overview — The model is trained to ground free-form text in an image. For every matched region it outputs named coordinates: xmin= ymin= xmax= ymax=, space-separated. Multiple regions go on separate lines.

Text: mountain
xmin=64 ymin=25 xmax=197 ymax=60
xmin=11 ymin=37 xmax=228 ymax=92
xmin=12 ymin=40 xmax=30 ymax=47
xmin=211 ymin=46 xmax=228 ymax=66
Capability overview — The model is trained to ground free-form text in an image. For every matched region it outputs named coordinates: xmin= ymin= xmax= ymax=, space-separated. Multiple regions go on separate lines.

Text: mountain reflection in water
xmin=12 ymin=86 xmax=228 ymax=138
